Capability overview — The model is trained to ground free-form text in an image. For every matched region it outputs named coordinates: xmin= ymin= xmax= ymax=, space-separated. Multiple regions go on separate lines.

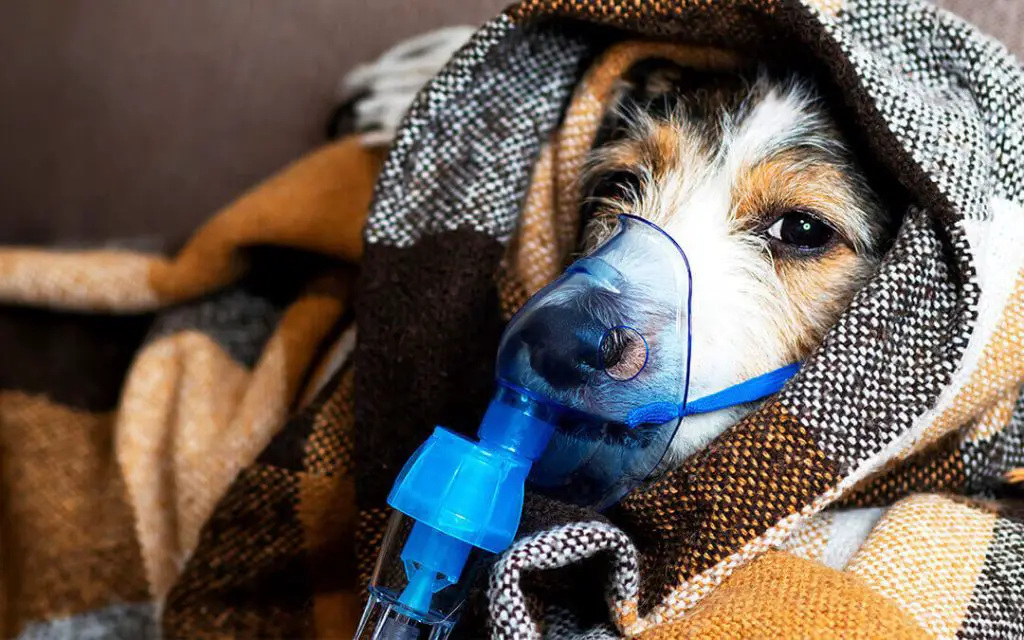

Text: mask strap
xmin=626 ymin=362 xmax=801 ymax=428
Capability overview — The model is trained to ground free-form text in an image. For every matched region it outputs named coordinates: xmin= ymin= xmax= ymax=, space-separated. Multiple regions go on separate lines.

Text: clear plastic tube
xmin=356 ymin=513 xmax=484 ymax=639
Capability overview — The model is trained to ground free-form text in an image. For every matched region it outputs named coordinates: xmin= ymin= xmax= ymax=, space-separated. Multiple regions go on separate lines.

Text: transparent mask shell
xmin=495 ymin=214 xmax=693 ymax=509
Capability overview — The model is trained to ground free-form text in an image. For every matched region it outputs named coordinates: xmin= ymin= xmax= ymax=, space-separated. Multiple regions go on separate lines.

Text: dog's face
xmin=576 ymin=60 xmax=891 ymax=465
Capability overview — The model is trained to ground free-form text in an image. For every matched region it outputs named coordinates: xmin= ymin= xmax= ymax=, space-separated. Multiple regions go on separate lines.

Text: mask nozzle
xmin=599 ymin=325 xmax=649 ymax=381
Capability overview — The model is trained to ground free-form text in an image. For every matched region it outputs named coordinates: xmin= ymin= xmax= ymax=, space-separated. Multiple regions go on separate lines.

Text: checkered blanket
xmin=359 ymin=1 xmax=1024 ymax=637
xmin=0 ymin=136 xmax=379 ymax=638
xmin=2 ymin=1 xmax=1023 ymax=639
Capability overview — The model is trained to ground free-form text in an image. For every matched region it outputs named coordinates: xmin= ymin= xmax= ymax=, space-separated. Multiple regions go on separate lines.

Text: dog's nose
xmin=518 ymin=304 xmax=605 ymax=389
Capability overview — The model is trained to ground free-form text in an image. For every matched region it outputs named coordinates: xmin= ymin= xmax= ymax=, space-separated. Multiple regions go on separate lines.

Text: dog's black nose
xmin=516 ymin=304 xmax=607 ymax=389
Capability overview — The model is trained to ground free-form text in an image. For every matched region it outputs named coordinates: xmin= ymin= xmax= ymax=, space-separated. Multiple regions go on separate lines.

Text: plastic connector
xmin=355 ymin=385 xmax=560 ymax=639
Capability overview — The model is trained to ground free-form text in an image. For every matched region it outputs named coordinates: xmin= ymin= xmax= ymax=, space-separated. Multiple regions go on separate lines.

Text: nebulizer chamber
xmin=356 ymin=215 xmax=694 ymax=639
xmin=355 ymin=388 xmax=558 ymax=639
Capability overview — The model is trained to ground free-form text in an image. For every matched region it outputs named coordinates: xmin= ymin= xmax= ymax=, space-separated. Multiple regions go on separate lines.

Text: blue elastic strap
xmin=626 ymin=362 xmax=801 ymax=428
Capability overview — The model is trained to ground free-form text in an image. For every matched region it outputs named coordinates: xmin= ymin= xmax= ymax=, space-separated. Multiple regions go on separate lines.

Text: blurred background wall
xmin=0 ymin=0 xmax=1019 ymax=246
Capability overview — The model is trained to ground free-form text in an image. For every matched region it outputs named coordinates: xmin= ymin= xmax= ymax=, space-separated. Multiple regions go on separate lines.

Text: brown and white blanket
xmin=2 ymin=1 xmax=1023 ymax=638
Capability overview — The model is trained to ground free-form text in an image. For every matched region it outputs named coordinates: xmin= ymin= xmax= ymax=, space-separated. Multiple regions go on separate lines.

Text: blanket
xmin=0 ymin=136 xmax=380 ymax=638
xmin=357 ymin=1 xmax=1024 ymax=637
xmin=1 ymin=1 xmax=1023 ymax=638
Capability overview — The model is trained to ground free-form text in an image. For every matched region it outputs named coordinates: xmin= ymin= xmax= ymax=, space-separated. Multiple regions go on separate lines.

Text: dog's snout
xmin=519 ymin=304 xmax=605 ymax=389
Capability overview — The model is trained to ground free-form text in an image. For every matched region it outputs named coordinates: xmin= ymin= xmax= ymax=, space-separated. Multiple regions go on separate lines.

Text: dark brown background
xmin=0 ymin=1 xmax=1019 ymax=246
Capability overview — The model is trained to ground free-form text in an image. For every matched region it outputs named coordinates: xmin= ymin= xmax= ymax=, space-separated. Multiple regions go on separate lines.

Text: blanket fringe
xmin=337 ymin=26 xmax=477 ymax=147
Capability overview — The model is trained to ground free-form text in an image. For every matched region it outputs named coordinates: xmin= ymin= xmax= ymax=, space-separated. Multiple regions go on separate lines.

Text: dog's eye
xmin=766 ymin=210 xmax=835 ymax=250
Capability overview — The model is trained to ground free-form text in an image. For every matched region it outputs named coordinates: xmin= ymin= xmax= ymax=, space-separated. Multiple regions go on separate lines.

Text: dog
xmin=573 ymin=59 xmax=894 ymax=469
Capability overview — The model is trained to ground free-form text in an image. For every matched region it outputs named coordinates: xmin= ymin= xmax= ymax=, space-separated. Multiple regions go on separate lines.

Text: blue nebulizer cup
xmin=356 ymin=214 xmax=800 ymax=638
xmin=356 ymin=389 xmax=560 ymax=639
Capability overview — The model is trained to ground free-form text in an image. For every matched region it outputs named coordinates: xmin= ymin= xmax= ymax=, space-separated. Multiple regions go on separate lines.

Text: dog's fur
xmin=580 ymin=60 xmax=892 ymax=466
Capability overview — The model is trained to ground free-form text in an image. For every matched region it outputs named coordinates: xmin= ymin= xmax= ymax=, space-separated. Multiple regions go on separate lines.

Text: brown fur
xmin=734 ymin=151 xmax=878 ymax=357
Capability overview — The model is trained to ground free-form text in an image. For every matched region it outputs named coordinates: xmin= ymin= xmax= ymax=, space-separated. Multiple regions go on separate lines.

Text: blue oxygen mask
xmin=355 ymin=215 xmax=797 ymax=639
xmin=495 ymin=214 xmax=695 ymax=509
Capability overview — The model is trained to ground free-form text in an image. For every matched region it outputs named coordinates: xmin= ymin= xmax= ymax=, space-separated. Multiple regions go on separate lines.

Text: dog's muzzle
xmin=496 ymin=214 xmax=694 ymax=509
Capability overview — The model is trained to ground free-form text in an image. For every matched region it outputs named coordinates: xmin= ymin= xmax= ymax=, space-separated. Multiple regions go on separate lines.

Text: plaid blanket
xmin=361 ymin=1 xmax=1024 ymax=637
xmin=2 ymin=1 xmax=1023 ymax=638
xmin=0 ymin=136 xmax=381 ymax=638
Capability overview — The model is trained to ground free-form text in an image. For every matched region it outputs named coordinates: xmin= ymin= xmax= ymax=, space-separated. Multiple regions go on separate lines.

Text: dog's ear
xmin=581 ymin=58 xmax=691 ymax=226
xmin=618 ymin=57 xmax=690 ymax=119
xmin=594 ymin=58 xmax=754 ymax=146
xmin=593 ymin=58 xmax=687 ymax=147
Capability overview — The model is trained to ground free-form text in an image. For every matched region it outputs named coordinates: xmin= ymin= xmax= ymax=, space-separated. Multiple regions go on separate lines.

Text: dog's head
xmin=525 ymin=59 xmax=893 ymax=468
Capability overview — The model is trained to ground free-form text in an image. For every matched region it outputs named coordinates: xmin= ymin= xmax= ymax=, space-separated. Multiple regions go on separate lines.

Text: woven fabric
xmin=0 ymin=137 xmax=375 ymax=638
xmin=2 ymin=2 xmax=1024 ymax=638
xmin=355 ymin=0 xmax=1024 ymax=637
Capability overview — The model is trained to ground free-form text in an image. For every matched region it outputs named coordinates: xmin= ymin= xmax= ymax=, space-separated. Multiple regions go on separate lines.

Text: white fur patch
xmin=647 ymin=83 xmax=830 ymax=461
